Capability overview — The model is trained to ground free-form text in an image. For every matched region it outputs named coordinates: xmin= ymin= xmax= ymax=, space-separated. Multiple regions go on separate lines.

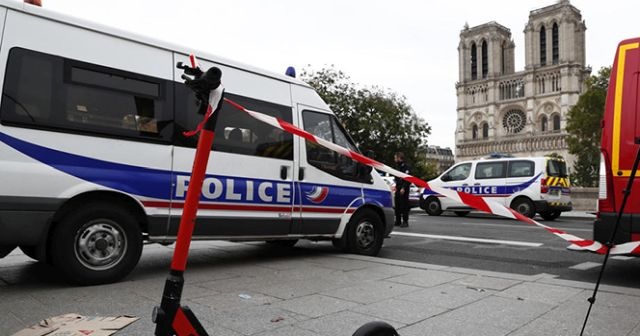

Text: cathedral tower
xmin=455 ymin=0 xmax=590 ymax=171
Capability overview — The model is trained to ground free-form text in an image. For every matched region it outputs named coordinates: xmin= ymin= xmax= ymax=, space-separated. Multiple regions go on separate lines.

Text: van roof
xmin=458 ymin=156 xmax=565 ymax=164
xmin=4 ymin=0 xmax=312 ymax=88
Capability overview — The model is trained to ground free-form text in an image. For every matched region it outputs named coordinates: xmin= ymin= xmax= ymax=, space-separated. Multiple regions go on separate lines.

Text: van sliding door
xmin=170 ymin=55 xmax=295 ymax=238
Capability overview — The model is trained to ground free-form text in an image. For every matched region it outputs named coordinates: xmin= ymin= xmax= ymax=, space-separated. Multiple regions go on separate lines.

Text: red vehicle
xmin=595 ymin=37 xmax=640 ymax=245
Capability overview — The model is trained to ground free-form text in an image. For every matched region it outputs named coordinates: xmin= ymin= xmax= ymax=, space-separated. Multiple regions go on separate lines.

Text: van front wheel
xmin=424 ymin=197 xmax=443 ymax=216
xmin=51 ymin=203 xmax=143 ymax=285
xmin=511 ymin=197 xmax=535 ymax=218
xmin=346 ymin=209 xmax=384 ymax=256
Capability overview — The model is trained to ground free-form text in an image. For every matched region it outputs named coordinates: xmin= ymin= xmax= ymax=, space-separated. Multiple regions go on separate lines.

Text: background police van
xmin=0 ymin=1 xmax=393 ymax=285
xmin=420 ymin=156 xmax=571 ymax=220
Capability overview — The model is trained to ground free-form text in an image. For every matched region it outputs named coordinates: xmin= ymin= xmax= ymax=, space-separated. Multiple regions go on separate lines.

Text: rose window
xmin=502 ymin=109 xmax=526 ymax=134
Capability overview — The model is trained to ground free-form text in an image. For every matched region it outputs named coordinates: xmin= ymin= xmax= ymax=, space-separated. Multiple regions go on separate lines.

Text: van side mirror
xmin=441 ymin=174 xmax=451 ymax=182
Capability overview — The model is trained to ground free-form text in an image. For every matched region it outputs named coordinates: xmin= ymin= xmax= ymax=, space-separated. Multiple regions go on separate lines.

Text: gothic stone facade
xmin=455 ymin=0 xmax=590 ymax=170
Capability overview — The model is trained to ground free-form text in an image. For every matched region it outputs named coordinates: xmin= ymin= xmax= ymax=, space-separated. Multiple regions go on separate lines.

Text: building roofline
xmin=461 ymin=21 xmax=511 ymax=36
xmin=529 ymin=0 xmax=581 ymax=19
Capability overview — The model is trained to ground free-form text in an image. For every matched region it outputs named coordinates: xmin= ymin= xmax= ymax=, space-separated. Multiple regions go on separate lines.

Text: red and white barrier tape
xmin=220 ymin=97 xmax=640 ymax=256
xmin=181 ymin=54 xmax=637 ymax=256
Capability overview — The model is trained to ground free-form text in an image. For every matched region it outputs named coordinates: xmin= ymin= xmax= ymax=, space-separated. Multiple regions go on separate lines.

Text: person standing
xmin=394 ymin=152 xmax=411 ymax=227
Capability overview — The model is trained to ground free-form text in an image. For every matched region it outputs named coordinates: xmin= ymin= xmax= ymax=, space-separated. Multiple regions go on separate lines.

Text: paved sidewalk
xmin=2 ymin=241 xmax=639 ymax=336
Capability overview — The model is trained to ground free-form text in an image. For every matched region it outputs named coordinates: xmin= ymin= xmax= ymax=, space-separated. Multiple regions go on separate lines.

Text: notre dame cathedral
xmin=455 ymin=0 xmax=590 ymax=170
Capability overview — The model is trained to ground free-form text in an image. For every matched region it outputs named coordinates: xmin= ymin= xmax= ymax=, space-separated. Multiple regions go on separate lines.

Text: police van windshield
xmin=547 ymin=159 xmax=567 ymax=177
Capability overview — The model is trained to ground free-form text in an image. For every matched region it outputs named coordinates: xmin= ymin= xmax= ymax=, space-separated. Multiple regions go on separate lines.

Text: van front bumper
xmin=383 ymin=208 xmax=395 ymax=237
xmin=534 ymin=200 xmax=572 ymax=213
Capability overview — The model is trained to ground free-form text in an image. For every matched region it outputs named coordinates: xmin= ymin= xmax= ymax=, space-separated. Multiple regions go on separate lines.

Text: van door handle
xmin=462 ymin=183 xmax=469 ymax=187
xmin=474 ymin=183 xmax=481 ymax=186
xmin=298 ymin=167 xmax=305 ymax=181
xmin=280 ymin=166 xmax=288 ymax=180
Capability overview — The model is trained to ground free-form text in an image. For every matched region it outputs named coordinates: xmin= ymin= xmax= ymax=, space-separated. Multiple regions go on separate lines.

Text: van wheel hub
xmin=75 ymin=220 xmax=127 ymax=270
xmin=356 ymin=222 xmax=375 ymax=248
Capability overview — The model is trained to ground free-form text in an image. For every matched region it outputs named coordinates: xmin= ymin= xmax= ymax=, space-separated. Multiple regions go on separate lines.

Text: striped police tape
xmin=223 ymin=98 xmax=640 ymax=256
xmin=185 ymin=53 xmax=638 ymax=256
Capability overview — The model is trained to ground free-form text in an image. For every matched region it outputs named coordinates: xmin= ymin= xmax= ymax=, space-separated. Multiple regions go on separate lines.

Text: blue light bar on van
xmin=285 ymin=66 xmax=296 ymax=78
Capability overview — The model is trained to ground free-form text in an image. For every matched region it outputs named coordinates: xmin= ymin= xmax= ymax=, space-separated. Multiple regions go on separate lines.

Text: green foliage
xmin=420 ymin=161 xmax=441 ymax=181
xmin=566 ymin=66 xmax=611 ymax=187
xmin=301 ymin=66 xmax=432 ymax=178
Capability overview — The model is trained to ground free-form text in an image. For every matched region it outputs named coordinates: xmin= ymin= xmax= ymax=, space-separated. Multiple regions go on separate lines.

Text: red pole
xmin=154 ymin=57 xmax=222 ymax=336
xmin=170 ymin=127 xmax=214 ymax=271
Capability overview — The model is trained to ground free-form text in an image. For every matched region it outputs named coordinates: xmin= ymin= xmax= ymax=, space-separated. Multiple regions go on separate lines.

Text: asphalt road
xmin=372 ymin=209 xmax=640 ymax=289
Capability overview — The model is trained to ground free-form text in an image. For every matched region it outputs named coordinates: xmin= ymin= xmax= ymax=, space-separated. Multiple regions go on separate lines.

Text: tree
xmin=301 ymin=66 xmax=432 ymax=178
xmin=566 ymin=66 xmax=611 ymax=187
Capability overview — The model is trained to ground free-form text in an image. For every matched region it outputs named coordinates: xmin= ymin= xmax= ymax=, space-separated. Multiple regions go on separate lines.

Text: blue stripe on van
xmin=0 ymin=132 xmax=173 ymax=199
xmin=422 ymin=173 xmax=541 ymax=197
xmin=363 ymin=188 xmax=393 ymax=208
xmin=0 ymin=132 xmax=392 ymax=208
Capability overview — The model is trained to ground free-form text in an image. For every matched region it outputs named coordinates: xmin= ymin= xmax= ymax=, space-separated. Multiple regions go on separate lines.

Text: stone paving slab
xmin=509 ymin=298 xmax=640 ymax=336
xmin=438 ymin=295 xmax=554 ymax=332
xmin=270 ymin=294 xmax=359 ymax=318
xmin=397 ymin=315 xmax=511 ymax=336
xmin=385 ymin=269 xmax=467 ymax=288
xmin=495 ymin=282 xmax=584 ymax=305
xmin=190 ymin=291 xmax=283 ymax=312
xmin=203 ymin=304 xmax=311 ymax=335
xmin=397 ymin=283 xmax=493 ymax=309
xmin=320 ymin=280 xmax=421 ymax=304
xmin=350 ymin=298 xmax=448 ymax=325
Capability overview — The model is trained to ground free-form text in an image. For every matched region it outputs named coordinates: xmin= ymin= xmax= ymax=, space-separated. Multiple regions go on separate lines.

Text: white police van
xmin=420 ymin=156 xmax=572 ymax=219
xmin=0 ymin=1 xmax=394 ymax=285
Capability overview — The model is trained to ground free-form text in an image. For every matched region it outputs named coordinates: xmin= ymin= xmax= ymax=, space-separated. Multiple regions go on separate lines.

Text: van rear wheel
xmin=511 ymin=197 xmax=535 ymax=218
xmin=540 ymin=210 xmax=561 ymax=221
xmin=51 ymin=203 xmax=142 ymax=285
xmin=346 ymin=209 xmax=383 ymax=256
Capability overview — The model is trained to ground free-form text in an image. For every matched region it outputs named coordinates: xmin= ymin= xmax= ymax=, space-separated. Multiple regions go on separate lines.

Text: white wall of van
xmin=420 ymin=156 xmax=572 ymax=220
xmin=0 ymin=0 xmax=394 ymax=285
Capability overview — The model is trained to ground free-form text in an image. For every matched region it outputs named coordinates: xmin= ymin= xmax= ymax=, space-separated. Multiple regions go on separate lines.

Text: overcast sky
xmin=39 ymin=0 xmax=639 ymax=150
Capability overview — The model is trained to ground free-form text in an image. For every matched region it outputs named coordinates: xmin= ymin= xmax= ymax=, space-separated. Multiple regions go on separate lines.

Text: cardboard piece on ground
xmin=12 ymin=313 xmax=139 ymax=336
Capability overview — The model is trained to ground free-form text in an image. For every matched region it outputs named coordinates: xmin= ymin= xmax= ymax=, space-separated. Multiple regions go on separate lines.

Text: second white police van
xmin=420 ymin=156 xmax=572 ymax=220
xmin=0 ymin=1 xmax=393 ymax=285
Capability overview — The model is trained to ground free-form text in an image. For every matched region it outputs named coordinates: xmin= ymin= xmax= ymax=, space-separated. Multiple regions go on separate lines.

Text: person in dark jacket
xmin=394 ymin=152 xmax=411 ymax=227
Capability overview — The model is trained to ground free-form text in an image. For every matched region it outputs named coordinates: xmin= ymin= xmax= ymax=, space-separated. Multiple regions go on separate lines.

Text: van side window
xmin=303 ymin=110 xmax=369 ymax=182
xmin=442 ymin=163 xmax=471 ymax=182
xmin=508 ymin=160 xmax=534 ymax=177
xmin=174 ymin=86 xmax=293 ymax=160
xmin=546 ymin=159 xmax=567 ymax=177
xmin=0 ymin=48 xmax=172 ymax=141
xmin=475 ymin=162 xmax=506 ymax=179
